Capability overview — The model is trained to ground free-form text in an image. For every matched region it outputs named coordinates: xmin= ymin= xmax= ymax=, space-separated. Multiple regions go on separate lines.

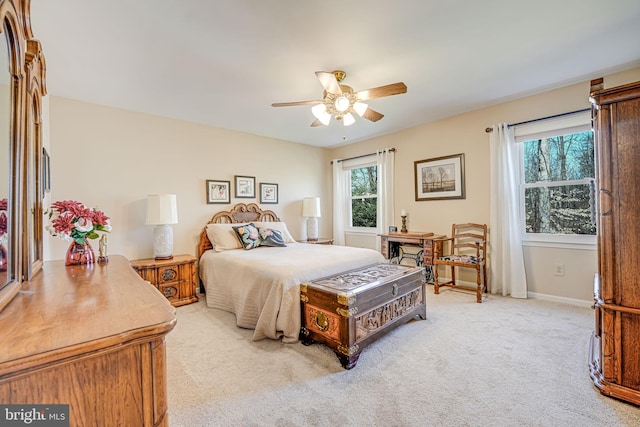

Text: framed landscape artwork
xmin=260 ymin=183 xmax=278 ymax=204
xmin=234 ymin=175 xmax=255 ymax=198
xmin=414 ymin=153 xmax=465 ymax=201
xmin=206 ymin=180 xmax=231 ymax=204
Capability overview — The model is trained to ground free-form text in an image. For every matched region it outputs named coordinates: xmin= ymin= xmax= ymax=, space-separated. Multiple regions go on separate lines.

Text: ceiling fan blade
xmin=271 ymin=100 xmax=322 ymax=107
xmin=315 ymin=71 xmax=342 ymax=95
xmin=310 ymin=118 xmax=324 ymax=127
xmin=356 ymin=82 xmax=407 ymax=101
xmin=362 ymin=108 xmax=384 ymax=122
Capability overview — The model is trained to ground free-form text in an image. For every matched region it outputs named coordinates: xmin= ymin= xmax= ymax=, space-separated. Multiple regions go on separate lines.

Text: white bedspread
xmin=199 ymin=243 xmax=385 ymax=343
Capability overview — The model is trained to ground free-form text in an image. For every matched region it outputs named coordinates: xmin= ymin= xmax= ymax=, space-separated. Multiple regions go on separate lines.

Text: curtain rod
xmin=484 ymin=108 xmax=590 ymax=133
xmin=330 ymin=148 xmax=396 ymax=164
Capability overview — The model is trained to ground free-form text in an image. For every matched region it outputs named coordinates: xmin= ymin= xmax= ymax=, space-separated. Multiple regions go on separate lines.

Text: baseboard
xmin=527 ymin=292 xmax=593 ymax=308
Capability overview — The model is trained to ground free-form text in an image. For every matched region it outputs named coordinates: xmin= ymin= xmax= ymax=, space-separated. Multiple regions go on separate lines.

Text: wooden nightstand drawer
xmin=158 ymin=266 xmax=179 ymax=284
xmin=159 ymin=282 xmax=180 ymax=303
xmin=131 ymin=254 xmax=199 ymax=307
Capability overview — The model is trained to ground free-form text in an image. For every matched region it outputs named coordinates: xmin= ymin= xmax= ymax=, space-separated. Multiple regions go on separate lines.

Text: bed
xmin=197 ymin=203 xmax=385 ymax=343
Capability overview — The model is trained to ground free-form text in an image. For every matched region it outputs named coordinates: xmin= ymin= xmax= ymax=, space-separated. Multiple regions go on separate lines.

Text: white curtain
xmin=332 ymin=159 xmax=347 ymax=245
xmin=489 ymin=124 xmax=528 ymax=298
xmin=376 ymin=149 xmax=395 ymax=250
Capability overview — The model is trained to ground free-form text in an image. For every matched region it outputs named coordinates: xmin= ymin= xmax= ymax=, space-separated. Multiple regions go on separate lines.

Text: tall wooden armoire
xmin=588 ymin=77 xmax=640 ymax=405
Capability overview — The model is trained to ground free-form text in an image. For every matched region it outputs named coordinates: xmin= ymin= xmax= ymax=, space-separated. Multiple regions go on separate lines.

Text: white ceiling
xmin=30 ymin=0 xmax=640 ymax=148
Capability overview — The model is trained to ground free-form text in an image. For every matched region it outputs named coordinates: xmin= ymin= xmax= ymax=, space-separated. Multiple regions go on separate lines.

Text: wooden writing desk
xmin=379 ymin=231 xmax=444 ymax=282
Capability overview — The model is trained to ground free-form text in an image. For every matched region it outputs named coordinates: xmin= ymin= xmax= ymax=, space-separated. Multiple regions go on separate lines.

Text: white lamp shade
xmin=146 ymin=194 xmax=178 ymax=225
xmin=353 ymin=101 xmax=368 ymax=116
xmin=311 ymin=104 xmax=331 ymax=125
xmin=343 ymin=113 xmax=355 ymax=126
xmin=302 ymin=197 xmax=321 ymax=218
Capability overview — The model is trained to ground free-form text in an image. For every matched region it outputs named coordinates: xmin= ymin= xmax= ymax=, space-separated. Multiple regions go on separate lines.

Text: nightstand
xmin=131 ymin=254 xmax=199 ymax=307
xmin=296 ymin=238 xmax=334 ymax=245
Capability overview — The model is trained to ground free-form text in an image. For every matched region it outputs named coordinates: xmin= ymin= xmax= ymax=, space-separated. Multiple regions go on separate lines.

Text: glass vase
xmin=65 ymin=240 xmax=95 ymax=266
xmin=0 ymin=244 xmax=6 ymax=272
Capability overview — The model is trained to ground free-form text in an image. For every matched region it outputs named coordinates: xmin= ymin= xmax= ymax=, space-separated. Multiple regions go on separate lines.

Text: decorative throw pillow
xmin=257 ymin=227 xmax=287 ymax=247
xmin=232 ymin=223 xmax=261 ymax=250
xmin=206 ymin=223 xmax=246 ymax=251
xmin=253 ymin=221 xmax=296 ymax=243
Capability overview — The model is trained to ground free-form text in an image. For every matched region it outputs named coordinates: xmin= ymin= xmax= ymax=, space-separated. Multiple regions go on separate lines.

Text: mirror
xmin=25 ymin=92 xmax=44 ymax=279
xmin=0 ymin=17 xmax=12 ymax=291
xmin=0 ymin=1 xmax=48 ymax=312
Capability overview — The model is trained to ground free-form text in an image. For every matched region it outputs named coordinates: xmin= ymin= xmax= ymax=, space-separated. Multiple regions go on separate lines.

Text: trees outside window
xmin=522 ymin=130 xmax=595 ymax=237
xmin=349 ymin=165 xmax=377 ymax=228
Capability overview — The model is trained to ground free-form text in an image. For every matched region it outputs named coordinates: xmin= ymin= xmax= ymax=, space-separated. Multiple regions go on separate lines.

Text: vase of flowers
xmin=0 ymin=198 xmax=7 ymax=271
xmin=45 ymin=200 xmax=111 ymax=266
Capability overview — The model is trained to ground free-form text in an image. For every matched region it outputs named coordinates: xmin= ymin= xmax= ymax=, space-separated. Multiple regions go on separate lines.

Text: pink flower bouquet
xmin=46 ymin=200 xmax=111 ymax=244
xmin=0 ymin=198 xmax=7 ymax=245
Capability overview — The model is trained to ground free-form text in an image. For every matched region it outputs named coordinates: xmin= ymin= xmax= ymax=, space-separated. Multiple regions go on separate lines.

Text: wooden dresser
xmin=588 ymin=77 xmax=640 ymax=405
xmin=0 ymin=256 xmax=176 ymax=426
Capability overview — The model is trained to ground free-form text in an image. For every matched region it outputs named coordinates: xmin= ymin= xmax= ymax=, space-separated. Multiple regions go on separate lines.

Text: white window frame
xmin=515 ymin=111 xmax=596 ymax=249
xmin=343 ymin=158 xmax=378 ymax=235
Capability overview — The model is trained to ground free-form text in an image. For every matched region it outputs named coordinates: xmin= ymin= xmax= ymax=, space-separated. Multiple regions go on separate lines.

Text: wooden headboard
xmin=197 ymin=203 xmax=280 ymax=259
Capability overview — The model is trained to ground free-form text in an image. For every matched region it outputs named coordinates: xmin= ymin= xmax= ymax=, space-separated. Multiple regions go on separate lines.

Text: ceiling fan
xmin=271 ymin=70 xmax=407 ymax=127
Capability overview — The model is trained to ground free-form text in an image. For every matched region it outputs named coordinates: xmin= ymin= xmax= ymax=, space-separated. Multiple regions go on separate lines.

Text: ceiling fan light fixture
xmin=311 ymin=104 xmax=331 ymax=125
xmin=343 ymin=113 xmax=355 ymax=126
xmin=353 ymin=101 xmax=368 ymax=116
xmin=335 ymin=96 xmax=350 ymax=112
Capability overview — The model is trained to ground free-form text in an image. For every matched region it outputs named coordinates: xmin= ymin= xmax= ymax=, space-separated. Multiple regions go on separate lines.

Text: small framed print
xmin=234 ymin=175 xmax=255 ymax=198
xmin=389 ymin=226 xmax=397 ymax=233
xmin=414 ymin=153 xmax=465 ymax=201
xmin=206 ymin=180 xmax=231 ymax=204
xmin=260 ymin=183 xmax=278 ymax=204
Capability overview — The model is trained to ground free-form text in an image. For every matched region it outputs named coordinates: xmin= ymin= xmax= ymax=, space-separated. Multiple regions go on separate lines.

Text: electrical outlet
xmin=554 ymin=263 xmax=565 ymax=277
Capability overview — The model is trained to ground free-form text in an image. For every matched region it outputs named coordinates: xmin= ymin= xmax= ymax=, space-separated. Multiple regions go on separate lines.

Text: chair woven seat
xmin=438 ymin=255 xmax=478 ymax=264
xmin=433 ymin=223 xmax=487 ymax=303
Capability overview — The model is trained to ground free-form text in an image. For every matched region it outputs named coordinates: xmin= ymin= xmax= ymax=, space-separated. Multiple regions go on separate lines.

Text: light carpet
xmin=166 ymin=287 xmax=640 ymax=426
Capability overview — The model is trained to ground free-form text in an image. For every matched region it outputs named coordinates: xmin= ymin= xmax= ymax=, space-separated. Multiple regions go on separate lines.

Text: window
xmin=347 ymin=164 xmax=377 ymax=229
xmin=517 ymin=113 xmax=595 ymax=245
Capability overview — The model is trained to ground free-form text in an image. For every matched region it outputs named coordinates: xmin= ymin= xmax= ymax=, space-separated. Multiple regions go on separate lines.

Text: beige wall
xmin=44 ymin=67 xmax=640 ymax=304
xmin=44 ymin=98 xmax=328 ymax=261
xmin=328 ymin=67 xmax=640 ymax=304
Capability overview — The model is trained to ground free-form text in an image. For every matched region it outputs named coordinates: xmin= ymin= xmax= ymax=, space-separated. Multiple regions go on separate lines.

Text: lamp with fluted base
xmin=145 ymin=194 xmax=178 ymax=260
xmin=302 ymin=197 xmax=321 ymax=241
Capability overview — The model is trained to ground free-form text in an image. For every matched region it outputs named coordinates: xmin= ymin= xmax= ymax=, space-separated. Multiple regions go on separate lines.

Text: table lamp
xmin=302 ymin=197 xmax=321 ymax=241
xmin=145 ymin=194 xmax=178 ymax=259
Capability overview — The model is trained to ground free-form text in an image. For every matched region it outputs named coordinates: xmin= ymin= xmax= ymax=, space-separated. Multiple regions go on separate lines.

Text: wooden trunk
xmin=589 ymin=77 xmax=640 ymax=405
xmin=300 ymin=263 xmax=425 ymax=369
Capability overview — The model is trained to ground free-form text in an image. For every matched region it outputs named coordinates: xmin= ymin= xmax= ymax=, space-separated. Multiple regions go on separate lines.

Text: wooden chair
xmin=433 ymin=223 xmax=487 ymax=303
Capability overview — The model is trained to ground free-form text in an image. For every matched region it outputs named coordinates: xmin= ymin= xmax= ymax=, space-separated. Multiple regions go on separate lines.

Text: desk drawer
xmin=424 ymin=240 xmax=443 ymax=266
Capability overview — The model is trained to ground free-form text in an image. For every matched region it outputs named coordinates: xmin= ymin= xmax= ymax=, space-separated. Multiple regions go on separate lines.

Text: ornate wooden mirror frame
xmin=0 ymin=0 xmax=46 ymax=312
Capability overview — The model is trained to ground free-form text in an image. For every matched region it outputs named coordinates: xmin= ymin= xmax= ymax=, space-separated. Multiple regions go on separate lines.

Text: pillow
xmin=257 ymin=227 xmax=287 ymax=247
xmin=232 ymin=223 xmax=261 ymax=250
xmin=253 ymin=221 xmax=296 ymax=243
xmin=206 ymin=223 xmax=247 ymax=252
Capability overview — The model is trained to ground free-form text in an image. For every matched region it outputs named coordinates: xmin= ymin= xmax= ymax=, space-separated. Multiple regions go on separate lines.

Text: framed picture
xmin=234 ymin=175 xmax=255 ymax=198
xmin=389 ymin=226 xmax=397 ymax=233
xmin=260 ymin=183 xmax=278 ymax=204
xmin=206 ymin=180 xmax=231 ymax=204
xmin=42 ymin=147 xmax=51 ymax=198
xmin=414 ymin=153 xmax=465 ymax=201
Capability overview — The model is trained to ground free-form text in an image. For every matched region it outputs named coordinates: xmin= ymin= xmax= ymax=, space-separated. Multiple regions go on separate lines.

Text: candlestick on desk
xmin=401 ymin=215 xmax=407 ymax=233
